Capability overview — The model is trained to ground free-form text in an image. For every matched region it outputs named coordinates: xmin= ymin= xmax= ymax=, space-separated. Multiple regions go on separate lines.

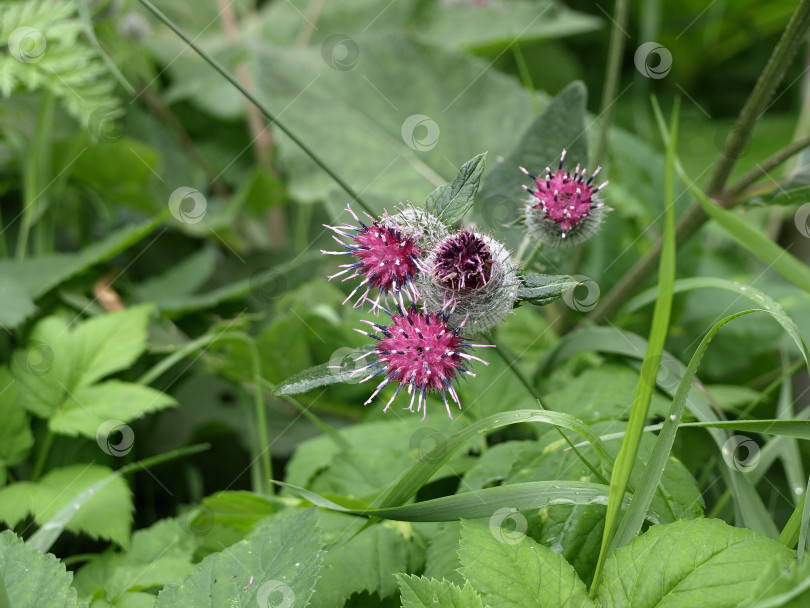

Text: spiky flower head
xmin=521 ymin=149 xmax=608 ymax=247
xmin=390 ymin=204 xmax=450 ymax=251
xmin=352 ymin=304 xmax=490 ymax=420
xmin=418 ymin=230 xmax=519 ymax=334
xmin=322 ymin=205 xmax=424 ymax=311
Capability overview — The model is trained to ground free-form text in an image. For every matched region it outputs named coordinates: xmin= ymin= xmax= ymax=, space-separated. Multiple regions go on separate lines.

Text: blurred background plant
xmin=2 ymin=0 xmax=810 ymax=606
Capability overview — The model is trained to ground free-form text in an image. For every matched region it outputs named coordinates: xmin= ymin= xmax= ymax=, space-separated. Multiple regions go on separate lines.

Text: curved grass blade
xmin=375 ymin=409 xmax=614 ymax=510
xmin=276 ymin=480 xmax=664 ymax=524
xmin=590 ymin=98 xmax=678 ymax=593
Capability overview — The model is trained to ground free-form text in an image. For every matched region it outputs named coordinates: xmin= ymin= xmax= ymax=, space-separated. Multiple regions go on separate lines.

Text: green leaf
xmin=479 ymin=81 xmax=589 ymax=207
xmin=49 ymin=381 xmax=176 ymax=439
xmin=155 ymin=508 xmax=322 ymax=608
xmin=0 ymin=530 xmax=78 ymax=608
xmin=421 ymin=522 xmax=464 ymax=585
xmin=516 ymin=273 xmax=579 ymax=306
xmin=0 ymin=465 xmax=132 ymax=548
xmin=74 ymin=519 xmax=195 ymax=600
xmin=311 ymin=513 xmax=411 ymax=607
xmin=0 ymin=367 xmax=33 ymax=469
xmin=201 ymin=491 xmax=275 ymax=530
xmin=458 ymin=520 xmax=593 ymax=608
xmin=425 ymin=153 xmax=486 ymax=225
xmin=747 ymin=557 xmax=810 ymax=607
xmin=0 ymin=216 xmax=164 ymax=299
xmin=134 ymin=247 xmax=217 ymax=302
xmin=397 ymin=574 xmax=484 ymax=608
xmin=0 ymin=274 xmax=36 ymax=329
xmin=274 ymin=345 xmax=373 ymax=396
xmin=595 ymin=519 xmax=795 ymax=608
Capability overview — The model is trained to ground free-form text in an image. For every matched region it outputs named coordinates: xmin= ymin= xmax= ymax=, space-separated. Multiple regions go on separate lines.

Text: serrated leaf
xmin=156 ymin=509 xmax=322 ymax=608
xmin=74 ymin=519 xmax=195 ymax=600
xmin=516 ymin=273 xmax=578 ymax=306
xmin=274 ymin=345 xmax=373 ymax=395
xmin=397 ymin=574 xmax=484 ymax=608
xmin=310 ymin=513 xmax=410 ymax=607
xmin=458 ymin=520 xmax=593 ymax=608
xmin=425 ymin=153 xmax=486 ymax=225
xmin=595 ymin=518 xmax=795 ymax=607
xmin=49 ymin=380 xmax=176 ymax=438
xmin=0 ymin=530 xmax=79 ymax=608
xmin=72 ymin=305 xmax=153 ymax=386
xmin=419 ymin=522 xmax=464 ymax=585
xmin=0 ymin=274 xmax=36 ymax=329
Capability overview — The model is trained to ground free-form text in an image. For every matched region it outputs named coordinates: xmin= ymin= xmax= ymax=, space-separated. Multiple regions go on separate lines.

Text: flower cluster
xmin=322 ymin=151 xmax=608 ymax=420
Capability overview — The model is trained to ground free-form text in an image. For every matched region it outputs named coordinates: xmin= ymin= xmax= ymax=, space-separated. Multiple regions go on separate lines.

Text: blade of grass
xmin=589 ymin=98 xmax=678 ymax=594
xmin=277 ymin=480 xmax=664 ymax=524
xmin=376 ymin=409 xmax=615 ymax=509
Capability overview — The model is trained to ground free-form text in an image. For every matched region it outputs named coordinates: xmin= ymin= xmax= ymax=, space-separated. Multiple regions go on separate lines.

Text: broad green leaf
xmin=49 ymin=380 xmax=176 ymax=438
xmin=479 ymin=81 xmax=589 ymax=213
xmin=155 ymin=508 xmax=322 ymax=608
xmin=74 ymin=519 xmax=195 ymax=600
xmin=458 ymin=520 xmax=593 ymax=608
xmin=0 ymin=274 xmax=36 ymax=329
xmin=397 ymin=574 xmax=484 ymax=608
xmin=0 ymin=216 xmax=165 ymax=299
xmin=72 ymin=305 xmax=153 ymax=386
xmin=595 ymin=518 xmax=795 ymax=608
xmin=0 ymin=530 xmax=78 ymax=608
xmin=516 ymin=273 xmax=579 ymax=307
xmin=747 ymin=557 xmax=810 ymax=607
xmin=425 ymin=153 xmax=486 ymax=225
xmin=420 ymin=522 xmax=464 ymax=585
xmin=0 ymin=367 xmax=33 ymax=469
xmin=0 ymin=465 xmax=132 ymax=547
xmin=311 ymin=512 xmax=411 ymax=607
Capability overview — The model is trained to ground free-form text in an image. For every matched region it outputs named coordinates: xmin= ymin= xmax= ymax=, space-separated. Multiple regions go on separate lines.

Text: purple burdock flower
xmin=352 ymin=304 xmax=491 ymax=420
xmin=418 ymin=230 xmax=519 ymax=334
xmin=520 ymin=149 xmax=608 ymax=247
xmin=433 ymin=230 xmax=493 ymax=290
xmin=322 ymin=205 xmax=424 ymax=311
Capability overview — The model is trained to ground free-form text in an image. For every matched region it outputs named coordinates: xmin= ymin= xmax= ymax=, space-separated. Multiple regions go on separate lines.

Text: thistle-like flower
xmin=418 ymin=230 xmax=519 ymax=334
xmin=351 ymin=304 xmax=490 ymax=420
xmin=521 ymin=149 xmax=608 ymax=247
xmin=322 ymin=205 xmax=424 ymax=311
xmin=390 ymin=204 xmax=450 ymax=252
